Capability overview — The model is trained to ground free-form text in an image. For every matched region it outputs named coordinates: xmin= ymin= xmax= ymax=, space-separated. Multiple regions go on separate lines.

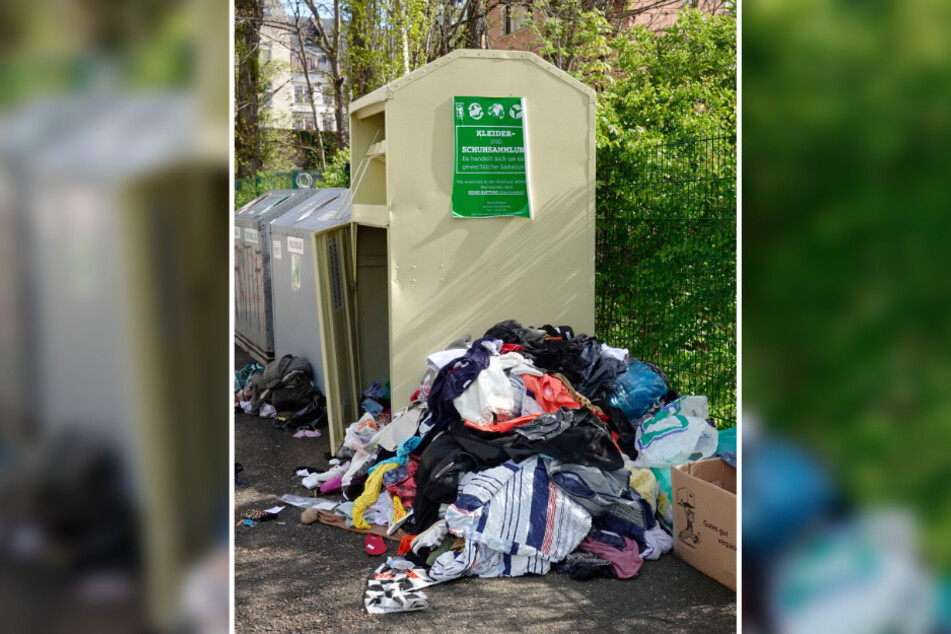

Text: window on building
xmin=504 ymin=5 xmax=526 ymax=35
xmin=293 ymin=115 xmax=315 ymax=130
xmin=294 ymin=85 xmax=308 ymax=104
xmin=323 ymin=115 xmax=334 ymax=131
xmin=293 ymin=53 xmax=320 ymax=73
xmin=261 ymin=44 xmax=271 ymax=62
xmin=264 ymin=83 xmax=273 ymax=107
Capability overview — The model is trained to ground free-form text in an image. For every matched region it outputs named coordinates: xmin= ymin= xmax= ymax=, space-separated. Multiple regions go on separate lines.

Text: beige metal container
xmin=321 ymin=49 xmax=596 ymax=451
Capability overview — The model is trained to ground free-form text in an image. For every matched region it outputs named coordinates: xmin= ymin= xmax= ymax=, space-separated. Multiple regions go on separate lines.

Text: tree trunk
xmin=396 ymin=0 xmax=410 ymax=75
xmin=333 ymin=74 xmax=346 ymax=149
xmin=235 ymin=0 xmax=264 ymax=179
xmin=465 ymin=0 xmax=487 ymax=49
xmin=333 ymin=0 xmax=346 ymax=148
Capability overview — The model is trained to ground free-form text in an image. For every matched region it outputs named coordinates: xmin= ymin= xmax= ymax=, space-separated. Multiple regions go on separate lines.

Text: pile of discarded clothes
xmin=234 ymin=354 xmax=327 ymax=431
xmin=287 ymin=321 xmax=731 ymax=614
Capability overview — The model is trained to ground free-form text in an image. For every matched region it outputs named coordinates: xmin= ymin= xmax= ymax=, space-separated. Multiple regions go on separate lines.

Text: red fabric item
xmin=365 ymin=534 xmax=388 ymax=556
xmin=463 ymin=412 xmax=543 ymax=433
xmin=610 ymin=433 xmax=623 ymax=455
xmin=500 ymin=343 xmax=524 ymax=353
xmin=397 ymin=534 xmax=415 ymax=556
xmin=384 ymin=458 xmax=418 ymax=507
xmin=410 ymin=389 xmax=420 ymax=402
xmin=522 ymin=374 xmax=581 ymax=413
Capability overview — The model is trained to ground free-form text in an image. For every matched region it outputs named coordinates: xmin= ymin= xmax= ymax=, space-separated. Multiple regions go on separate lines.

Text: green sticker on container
xmin=291 ymin=253 xmax=301 ymax=291
xmin=451 ymin=96 xmax=531 ymax=219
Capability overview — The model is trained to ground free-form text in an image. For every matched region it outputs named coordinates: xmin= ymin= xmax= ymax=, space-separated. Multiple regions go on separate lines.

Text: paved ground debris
xmin=234 ymin=346 xmax=735 ymax=633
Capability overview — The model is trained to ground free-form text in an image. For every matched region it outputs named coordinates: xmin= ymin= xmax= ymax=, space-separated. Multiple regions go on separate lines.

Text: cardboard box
xmin=672 ymin=458 xmax=737 ymax=591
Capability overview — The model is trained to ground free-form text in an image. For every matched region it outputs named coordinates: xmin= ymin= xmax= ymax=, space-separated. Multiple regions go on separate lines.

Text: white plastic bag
xmin=663 ymin=395 xmax=709 ymax=419
xmin=344 ymin=412 xmax=379 ymax=454
xmin=634 ymin=397 xmax=718 ymax=468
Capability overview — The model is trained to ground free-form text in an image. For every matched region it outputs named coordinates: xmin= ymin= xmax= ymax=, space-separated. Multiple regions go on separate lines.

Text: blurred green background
xmin=743 ymin=0 xmax=951 ymax=570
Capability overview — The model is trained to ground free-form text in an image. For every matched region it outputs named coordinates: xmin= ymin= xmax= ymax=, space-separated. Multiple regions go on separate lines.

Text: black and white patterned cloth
xmin=364 ymin=564 xmax=436 ymax=614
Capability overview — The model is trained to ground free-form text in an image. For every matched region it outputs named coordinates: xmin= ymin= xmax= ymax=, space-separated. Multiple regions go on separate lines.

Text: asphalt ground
xmin=234 ymin=345 xmax=736 ymax=633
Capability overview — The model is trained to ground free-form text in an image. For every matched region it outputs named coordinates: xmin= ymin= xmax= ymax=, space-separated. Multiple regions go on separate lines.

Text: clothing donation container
xmin=322 ymin=49 xmax=596 ymax=450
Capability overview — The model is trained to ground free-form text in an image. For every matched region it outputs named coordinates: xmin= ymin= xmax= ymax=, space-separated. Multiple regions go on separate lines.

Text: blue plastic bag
xmin=606 ymin=360 xmax=668 ymax=421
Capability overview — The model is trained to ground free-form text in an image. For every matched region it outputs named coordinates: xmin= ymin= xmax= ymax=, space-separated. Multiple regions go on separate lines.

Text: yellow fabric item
xmin=628 ymin=467 xmax=659 ymax=514
xmin=352 ymin=462 xmax=399 ymax=530
xmin=392 ymin=495 xmax=407 ymax=523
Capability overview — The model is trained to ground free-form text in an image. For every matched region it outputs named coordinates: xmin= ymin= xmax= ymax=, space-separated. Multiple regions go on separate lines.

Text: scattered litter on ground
xmin=280 ymin=494 xmax=339 ymax=510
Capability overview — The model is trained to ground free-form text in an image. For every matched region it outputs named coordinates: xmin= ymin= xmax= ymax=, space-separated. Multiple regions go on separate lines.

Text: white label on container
xmin=244 ymin=227 xmax=259 ymax=244
xmin=287 ymin=236 xmax=305 ymax=255
xmin=272 ymin=240 xmax=282 ymax=260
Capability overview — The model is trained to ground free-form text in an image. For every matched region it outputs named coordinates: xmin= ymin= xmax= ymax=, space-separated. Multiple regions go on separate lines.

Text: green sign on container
xmin=451 ymin=96 xmax=532 ymax=219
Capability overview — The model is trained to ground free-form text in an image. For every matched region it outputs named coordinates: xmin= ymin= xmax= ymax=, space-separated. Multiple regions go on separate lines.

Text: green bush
xmin=318 ymin=147 xmax=350 ymax=189
xmin=593 ymin=10 xmax=737 ymax=427
xmin=234 ymin=171 xmax=296 ymax=210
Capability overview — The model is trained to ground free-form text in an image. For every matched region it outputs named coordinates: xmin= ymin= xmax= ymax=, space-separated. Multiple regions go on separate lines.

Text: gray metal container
xmin=269 ymin=188 xmax=350 ymax=395
xmin=0 ymin=98 xmax=107 ymax=431
xmin=234 ymin=188 xmax=321 ymax=362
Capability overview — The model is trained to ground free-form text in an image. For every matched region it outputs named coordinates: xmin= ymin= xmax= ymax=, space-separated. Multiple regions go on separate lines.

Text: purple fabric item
xmin=588 ymin=529 xmax=627 ymax=551
xmin=320 ymin=474 xmax=342 ymax=493
xmin=578 ymin=535 xmax=644 ymax=579
xmin=419 ymin=337 xmax=496 ymax=450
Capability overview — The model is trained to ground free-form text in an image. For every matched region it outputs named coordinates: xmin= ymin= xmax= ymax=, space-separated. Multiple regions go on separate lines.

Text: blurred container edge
xmin=0 ymin=0 xmax=229 ymax=632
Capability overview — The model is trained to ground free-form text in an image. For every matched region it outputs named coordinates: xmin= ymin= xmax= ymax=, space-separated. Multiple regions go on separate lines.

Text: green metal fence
xmin=595 ymin=135 xmax=736 ymax=428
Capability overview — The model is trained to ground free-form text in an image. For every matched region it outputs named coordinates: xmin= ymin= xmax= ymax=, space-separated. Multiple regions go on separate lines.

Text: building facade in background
xmin=486 ymin=0 xmax=731 ymax=52
xmin=260 ymin=2 xmax=340 ymax=133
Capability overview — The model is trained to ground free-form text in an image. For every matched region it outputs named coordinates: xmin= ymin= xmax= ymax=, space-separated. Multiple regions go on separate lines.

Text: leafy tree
xmin=344 ymin=0 xmax=434 ymax=98
xmin=344 ymin=0 xmax=507 ymax=99
xmin=529 ymin=0 xmax=612 ymax=75
xmin=235 ymin=0 xmax=301 ymax=177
